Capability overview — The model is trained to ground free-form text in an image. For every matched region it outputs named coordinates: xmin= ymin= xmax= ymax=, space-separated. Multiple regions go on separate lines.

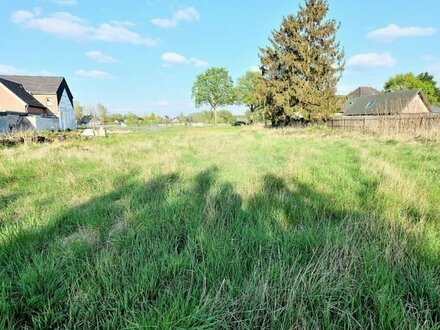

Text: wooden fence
xmin=330 ymin=114 xmax=440 ymax=133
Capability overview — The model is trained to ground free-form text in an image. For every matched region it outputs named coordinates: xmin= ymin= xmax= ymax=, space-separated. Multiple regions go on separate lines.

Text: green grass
xmin=1 ymin=126 xmax=439 ymax=328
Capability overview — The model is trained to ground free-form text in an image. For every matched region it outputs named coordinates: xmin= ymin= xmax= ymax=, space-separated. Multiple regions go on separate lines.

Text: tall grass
xmin=0 ymin=126 xmax=439 ymax=328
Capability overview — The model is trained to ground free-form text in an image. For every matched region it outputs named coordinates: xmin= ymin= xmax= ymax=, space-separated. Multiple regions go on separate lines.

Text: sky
xmin=1 ymin=0 xmax=440 ymax=116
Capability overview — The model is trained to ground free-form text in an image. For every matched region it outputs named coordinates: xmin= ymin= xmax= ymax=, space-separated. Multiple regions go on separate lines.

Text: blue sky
xmin=1 ymin=0 xmax=439 ymax=116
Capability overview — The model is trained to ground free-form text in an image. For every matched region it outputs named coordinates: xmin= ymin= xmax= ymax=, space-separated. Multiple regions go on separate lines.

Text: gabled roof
xmin=348 ymin=87 xmax=381 ymax=99
xmin=0 ymin=75 xmax=74 ymax=105
xmin=0 ymin=78 xmax=46 ymax=109
xmin=88 ymin=117 xmax=102 ymax=125
xmin=343 ymin=90 xmax=431 ymax=116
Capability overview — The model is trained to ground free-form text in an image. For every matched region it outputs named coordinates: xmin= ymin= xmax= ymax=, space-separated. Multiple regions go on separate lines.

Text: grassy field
xmin=1 ymin=126 xmax=439 ymax=328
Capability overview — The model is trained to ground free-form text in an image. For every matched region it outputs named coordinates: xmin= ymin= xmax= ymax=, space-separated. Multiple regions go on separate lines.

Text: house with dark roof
xmin=87 ymin=117 xmax=103 ymax=127
xmin=0 ymin=78 xmax=61 ymax=134
xmin=0 ymin=75 xmax=76 ymax=130
xmin=343 ymin=90 xmax=431 ymax=116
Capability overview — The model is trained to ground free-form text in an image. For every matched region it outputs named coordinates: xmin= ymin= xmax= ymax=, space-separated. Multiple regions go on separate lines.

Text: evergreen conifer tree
xmin=259 ymin=0 xmax=344 ymax=125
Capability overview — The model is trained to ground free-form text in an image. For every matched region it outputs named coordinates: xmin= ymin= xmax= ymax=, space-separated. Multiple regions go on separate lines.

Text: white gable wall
xmin=402 ymin=95 xmax=430 ymax=114
xmin=58 ymin=89 xmax=76 ymax=130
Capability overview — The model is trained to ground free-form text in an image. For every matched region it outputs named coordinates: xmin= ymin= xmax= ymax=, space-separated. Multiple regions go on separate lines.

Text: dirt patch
xmin=1 ymin=132 xmax=84 ymax=148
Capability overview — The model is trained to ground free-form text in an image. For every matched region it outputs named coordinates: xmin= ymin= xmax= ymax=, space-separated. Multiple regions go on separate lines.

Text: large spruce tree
xmin=259 ymin=0 xmax=344 ymax=125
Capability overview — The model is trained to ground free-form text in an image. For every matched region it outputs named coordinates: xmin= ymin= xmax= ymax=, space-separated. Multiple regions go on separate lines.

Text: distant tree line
xmin=74 ymin=101 xmax=165 ymax=125
xmin=74 ymin=100 xmax=241 ymax=126
xmin=74 ymin=101 xmax=109 ymax=123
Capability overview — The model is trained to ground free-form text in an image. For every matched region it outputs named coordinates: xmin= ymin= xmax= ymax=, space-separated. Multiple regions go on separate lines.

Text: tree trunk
xmin=213 ymin=107 xmax=217 ymax=126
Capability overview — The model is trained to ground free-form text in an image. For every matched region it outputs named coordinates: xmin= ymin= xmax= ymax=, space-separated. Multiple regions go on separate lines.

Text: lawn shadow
xmin=0 ymin=167 xmax=439 ymax=328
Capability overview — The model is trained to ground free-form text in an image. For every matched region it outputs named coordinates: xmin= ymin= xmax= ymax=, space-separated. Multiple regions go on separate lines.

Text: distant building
xmin=348 ymin=86 xmax=380 ymax=99
xmin=0 ymin=75 xmax=76 ymax=130
xmin=78 ymin=115 xmax=103 ymax=127
xmin=343 ymin=90 xmax=431 ymax=116
xmin=432 ymin=106 xmax=440 ymax=115
xmin=88 ymin=117 xmax=103 ymax=127
xmin=78 ymin=115 xmax=93 ymax=126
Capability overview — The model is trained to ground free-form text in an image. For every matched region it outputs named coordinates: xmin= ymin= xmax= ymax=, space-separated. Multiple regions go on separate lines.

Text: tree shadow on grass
xmin=0 ymin=168 xmax=439 ymax=328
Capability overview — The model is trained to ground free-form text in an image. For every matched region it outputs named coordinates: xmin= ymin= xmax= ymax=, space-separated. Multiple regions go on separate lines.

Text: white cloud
xmin=347 ymin=52 xmax=396 ymax=69
xmin=151 ymin=7 xmax=199 ymax=29
xmin=0 ymin=64 xmax=25 ymax=75
xmin=86 ymin=50 xmax=118 ymax=63
xmin=11 ymin=10 xmax=35 ymax=23
xmin=93 ymin=23 xmax=157 ymax=45
xmin=150 ymin=18 xmax=176 ymax=29
xmin=174 ymin=7 xmax=199 ymax=21
xmin=161 ymin=52 xmax=208 ymax=67
xmin=367 ymin=24 xmax=436 ymax=42
xmin=75 ymin=69 xmax=113 ymax=79
xmin=11 ymin=10 xmax=158 ymax=46
xmin=52 ymin=0 xmax=77 ymax=6
xmin=161 ymin=52 xmax=188 ymax=64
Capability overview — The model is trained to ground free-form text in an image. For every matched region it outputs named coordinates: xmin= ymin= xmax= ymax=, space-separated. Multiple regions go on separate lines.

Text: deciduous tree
xmin=73 ymin=100 xmax=84 ymax=121
xmin=236 ymin=71 xmax=264 ymax=113
xmin=191 ymin=67 xmax=236 ymax=125
xmin=384 ymin=72 xmax=440 ymax=105
xmin=97 ymin=103 xmax=108 ymax=123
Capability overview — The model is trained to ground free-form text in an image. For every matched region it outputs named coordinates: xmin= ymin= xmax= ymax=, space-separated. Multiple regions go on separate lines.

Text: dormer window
xmin=365 ymin=101 xmax=376 ymax=109
xmin=46 ymin=97 xmax=52 ymax=106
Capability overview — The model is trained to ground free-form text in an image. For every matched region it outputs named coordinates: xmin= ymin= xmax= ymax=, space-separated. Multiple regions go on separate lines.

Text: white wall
xmin=58 ymin=89 xmax=76 ymax=130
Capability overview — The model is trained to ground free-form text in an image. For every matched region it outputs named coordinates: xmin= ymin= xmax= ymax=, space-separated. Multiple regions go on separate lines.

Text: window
xmin=365 ymin=101 xmax=376 ymax=109
xmin=46 ymin=98 xmax=52 ymax=106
